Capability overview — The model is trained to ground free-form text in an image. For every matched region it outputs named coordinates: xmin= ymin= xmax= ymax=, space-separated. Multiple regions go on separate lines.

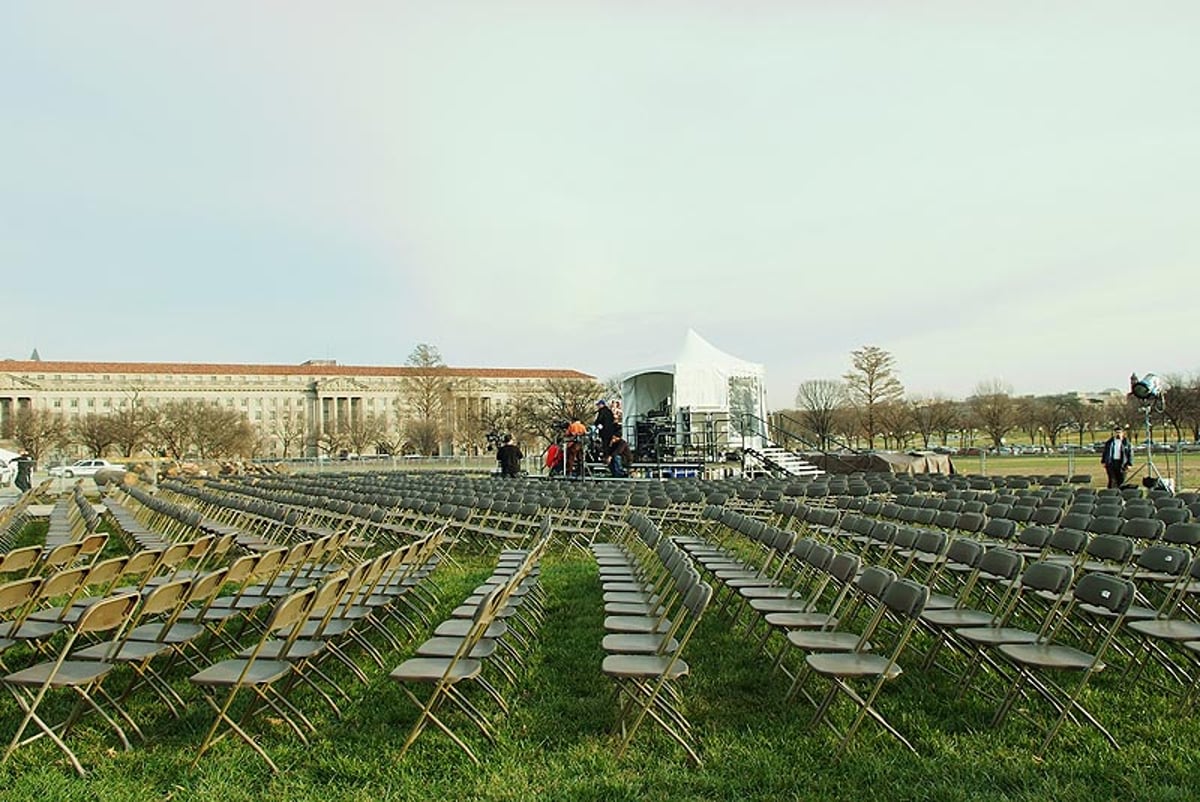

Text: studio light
xmin=1130 ymin=372 xmax=1165 ymax=400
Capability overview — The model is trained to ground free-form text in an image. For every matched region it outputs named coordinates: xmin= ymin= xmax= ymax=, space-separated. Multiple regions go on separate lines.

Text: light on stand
xmin=1128 ymin=371 xmax=1172 ymax=491
xmin=1130 ymin=372 xmax=1165 ymax=401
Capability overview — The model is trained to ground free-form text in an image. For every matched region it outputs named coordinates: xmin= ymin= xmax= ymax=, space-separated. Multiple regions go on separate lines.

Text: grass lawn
xmin=2 ymin=529 xmax=1199 ymax=802
xmin=949 ymin=452 xmax=1200 ymax=493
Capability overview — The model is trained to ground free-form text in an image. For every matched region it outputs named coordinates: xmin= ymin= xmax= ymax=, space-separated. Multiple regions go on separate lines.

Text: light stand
xmin=1126 ymin=372 xmax=1171 ymax=491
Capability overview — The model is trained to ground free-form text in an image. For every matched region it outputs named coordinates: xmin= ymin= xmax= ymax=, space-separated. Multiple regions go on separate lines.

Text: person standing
xmin=606 ymin=433 xmax=632 ymax=478
xmin=12 ymin=450 xmax=34 ymax=493
xmin=594 ymin=399 xmax=618 ymax=444
xmin=1100 ymin=428 xmax=1132 ymax=489
xmin=497 ymin=436 xmax=523 ymax=478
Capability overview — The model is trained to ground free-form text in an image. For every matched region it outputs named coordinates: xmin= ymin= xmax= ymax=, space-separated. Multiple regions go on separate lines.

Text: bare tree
xmin=968 ymin=380 xmax=1017 ymax=449
xmin=271 ymin=410 xmax=307 ymax=458
xmin=876 ymin=400 xmax=915 ymax=449
xmin=793 ymin=379 xmax=846 ymax=450
xmin=151 ymin=400 xmax=198 ymax=459
xmin=516 ymin=377 xmax=606 ymax=445
xmin=71 ymin=413 xmax=117 ymax=458
xmin=910 ymin=396 xmax=959 ymax=449
xmin=11 ymin=408 xmax=68 ymax=463
xmin=1027 ymin=394 xmax=1079 ymax=449
xmin=151 ymin=399 xmax=255 ymax=459
xmin=1163 ymin=373 xmax=1200 ymax=443
xmin=842 ymin=345 xmax=904 ymax=449
xmin=399 ymin=343 xmax=448 ymax=455
xmin=192 ymin=404 xmax=255 ymax=458
xmin=344 ymin=412 xmax=388 ymax=456
xmin=109 ymin=388 xmax=159 ymax=457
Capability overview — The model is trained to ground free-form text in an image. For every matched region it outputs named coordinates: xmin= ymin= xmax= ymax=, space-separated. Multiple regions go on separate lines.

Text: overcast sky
xmin=3 ymin=2 xmax=1196 ymax=408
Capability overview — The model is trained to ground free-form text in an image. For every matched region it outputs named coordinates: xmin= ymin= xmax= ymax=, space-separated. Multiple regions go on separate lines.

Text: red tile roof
xmin=0 ymin=359 xmax=594 ymax=381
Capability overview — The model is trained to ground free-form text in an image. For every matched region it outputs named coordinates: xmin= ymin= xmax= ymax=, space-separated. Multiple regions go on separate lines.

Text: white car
xmin=48 ymin=458 xmax=126 ymax=479
xmin=0 ymin=449 xmax=16 ymax=487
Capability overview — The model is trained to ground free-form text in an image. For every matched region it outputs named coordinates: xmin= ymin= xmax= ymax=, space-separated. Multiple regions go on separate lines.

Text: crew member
xmin=1100 ymin=427 xmax=1132 ymax=489
xmin=606 ymin=432 xmax=632 ymax=478
xmin=497 ymin=436 xmax=523 ymax=478
xmin=594 ymin=399 xmax=618 ymax=444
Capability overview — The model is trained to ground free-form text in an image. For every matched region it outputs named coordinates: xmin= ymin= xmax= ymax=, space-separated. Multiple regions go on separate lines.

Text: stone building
xmin=0 ymin=358 xmax=593 ymax=458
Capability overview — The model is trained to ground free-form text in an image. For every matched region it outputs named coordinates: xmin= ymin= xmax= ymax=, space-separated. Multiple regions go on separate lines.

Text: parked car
xmin=47 ymin=458 xmax=126 ymax=478
xmin=0 ymin=448 xmax=17 ymax=487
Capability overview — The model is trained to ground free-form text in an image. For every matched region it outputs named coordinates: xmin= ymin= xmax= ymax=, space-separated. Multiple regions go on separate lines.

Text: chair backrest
xmin=77 ymin=591 xmax=141 ymax=635
xmin=977 ymin=548 xmax=1024 ymax=582
xmin=1163 ymin=522 xmax=1200 ymax=548
xmin=881 ymin=578 xmax=930 ymax=618
xmin=1071 ymin=572 xmax=1134 ymax=615
xmin=982 ymin=518 xmax=1017 ymax=542
xmin=1020 ymin=561 xmax=1074 ymax=595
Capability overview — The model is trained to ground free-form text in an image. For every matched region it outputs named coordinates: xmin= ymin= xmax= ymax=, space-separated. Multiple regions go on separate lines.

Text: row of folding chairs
xmin=389 ymin=526 xmax=550 ymax=765
xmin=704 ymin=503 xmax=1200 ymax=755
xmin=594 ymin=512 xmax=713 ymax=765
xmin=1 ymin=528 xmax=447 ymax=775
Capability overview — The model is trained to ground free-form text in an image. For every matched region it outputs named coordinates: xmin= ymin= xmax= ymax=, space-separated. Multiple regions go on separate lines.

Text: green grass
xmin=2 ymin=547 xmax=1200 ymax=801
xmin=950 ymin=452 xmax=1200 ymax=493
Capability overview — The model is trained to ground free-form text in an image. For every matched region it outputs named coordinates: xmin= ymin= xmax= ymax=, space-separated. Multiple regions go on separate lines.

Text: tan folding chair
xmin=390 ymin=585 xmax=508 ymax=765
xmin=189 ymin=586 xmax=318 ymax=773
xmin=602 ymin=579 xmax=714 ymax=766
xmin=1 ymin=592 xmax=141 ymax=775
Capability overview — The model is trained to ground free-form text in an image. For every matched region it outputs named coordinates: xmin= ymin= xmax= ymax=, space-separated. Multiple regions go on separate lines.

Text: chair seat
xmin=751 ymin=597 xmax=814 ymax=614
xmin=787 ymin=631 xmax=867 ymax=651
xmin=998 ymin=643 xmax=1103 ymax=671
xmin=6 ymin=660 xmax=115 ymax=687
xmin=434 ymin=620 xmax=507 ymax=639
xmin=765 ymin=611 xmax=837 ymax=629
xmin=806 ymin=652 xmax=901 ymax=679
xmin=604 ymin=615 xmax=672 ymax=634
xmin=601 ymin=633 xmax=680 ymax=654
xmin=73 ymin=639 xmax=173 ymax=662
xmin=129 ymin=622 xmax=203 ymax=643
xmin=602 ymin=653 xmax=689 ymax=681
xmin=415 ymin=637 xmax=498 ymax=660
xmin=1127 ymin=619 xmax=1200 ymax=641
xmin=740 ymin=586 xmax=803 ymax=600
xmin=238 ymin=640 xmax=327 ymax=661
xmin=954 ymin=626 xmax=1041 ymax=646
xmin=390 ymin=657 xmax=482 ymax=683
xmin=192 ymin=659 xmax=292 ymax=687
xmin=921 ymin=609 xmax=996 ymax=628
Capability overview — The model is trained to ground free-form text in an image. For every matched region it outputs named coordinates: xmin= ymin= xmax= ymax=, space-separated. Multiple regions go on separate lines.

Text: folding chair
xmin=1 ymin=592 xmax=141 ymax=776
xmin=993 ymin=572 xmax=1135 ymax=755
xmin=390 ymin=585 xmax=509 ymax=765
xmin=805 ymin=579 xmax=930 ymax=754
xmin=602 ymin=579 xmax=713 ymax=765
xmin=189 ymin=586 xmax=319 ymax=773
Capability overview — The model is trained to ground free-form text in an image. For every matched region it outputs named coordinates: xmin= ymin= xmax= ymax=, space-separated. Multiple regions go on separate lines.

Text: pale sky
xmin=3 ymin=2 xmax=1197 ymax=408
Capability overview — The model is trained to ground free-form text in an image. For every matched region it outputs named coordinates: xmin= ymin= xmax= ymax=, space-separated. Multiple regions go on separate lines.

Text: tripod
xmin=1124 ymin=402 xmax=1170 ymax=491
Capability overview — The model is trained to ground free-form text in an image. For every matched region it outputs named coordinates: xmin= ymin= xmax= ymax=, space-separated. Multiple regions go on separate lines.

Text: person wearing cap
xmin=1100 ymin=428 xmax=1132 ymax=488
xmin=594 ymin=399 xmax=618 ymax=444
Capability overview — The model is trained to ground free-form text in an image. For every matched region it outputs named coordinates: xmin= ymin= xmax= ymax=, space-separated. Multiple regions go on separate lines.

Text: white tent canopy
xmin=619 ymin=330 xmax=768 ymax=451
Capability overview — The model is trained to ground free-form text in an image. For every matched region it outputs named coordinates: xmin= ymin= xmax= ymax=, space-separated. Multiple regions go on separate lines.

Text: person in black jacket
xmin=1100 ymin=428 xmax=1133 ymax=488
xmin=497 ymin=436 xmax=523 ymax=478
xmin=594 ymin=400 xmax=618 ymax=444
xmin=12 ymin=451 xmax=34 ymax=493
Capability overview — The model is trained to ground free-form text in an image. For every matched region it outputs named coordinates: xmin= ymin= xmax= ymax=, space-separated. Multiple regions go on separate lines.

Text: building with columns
xmin=0 ymin=358 xmax=593 ymax=458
